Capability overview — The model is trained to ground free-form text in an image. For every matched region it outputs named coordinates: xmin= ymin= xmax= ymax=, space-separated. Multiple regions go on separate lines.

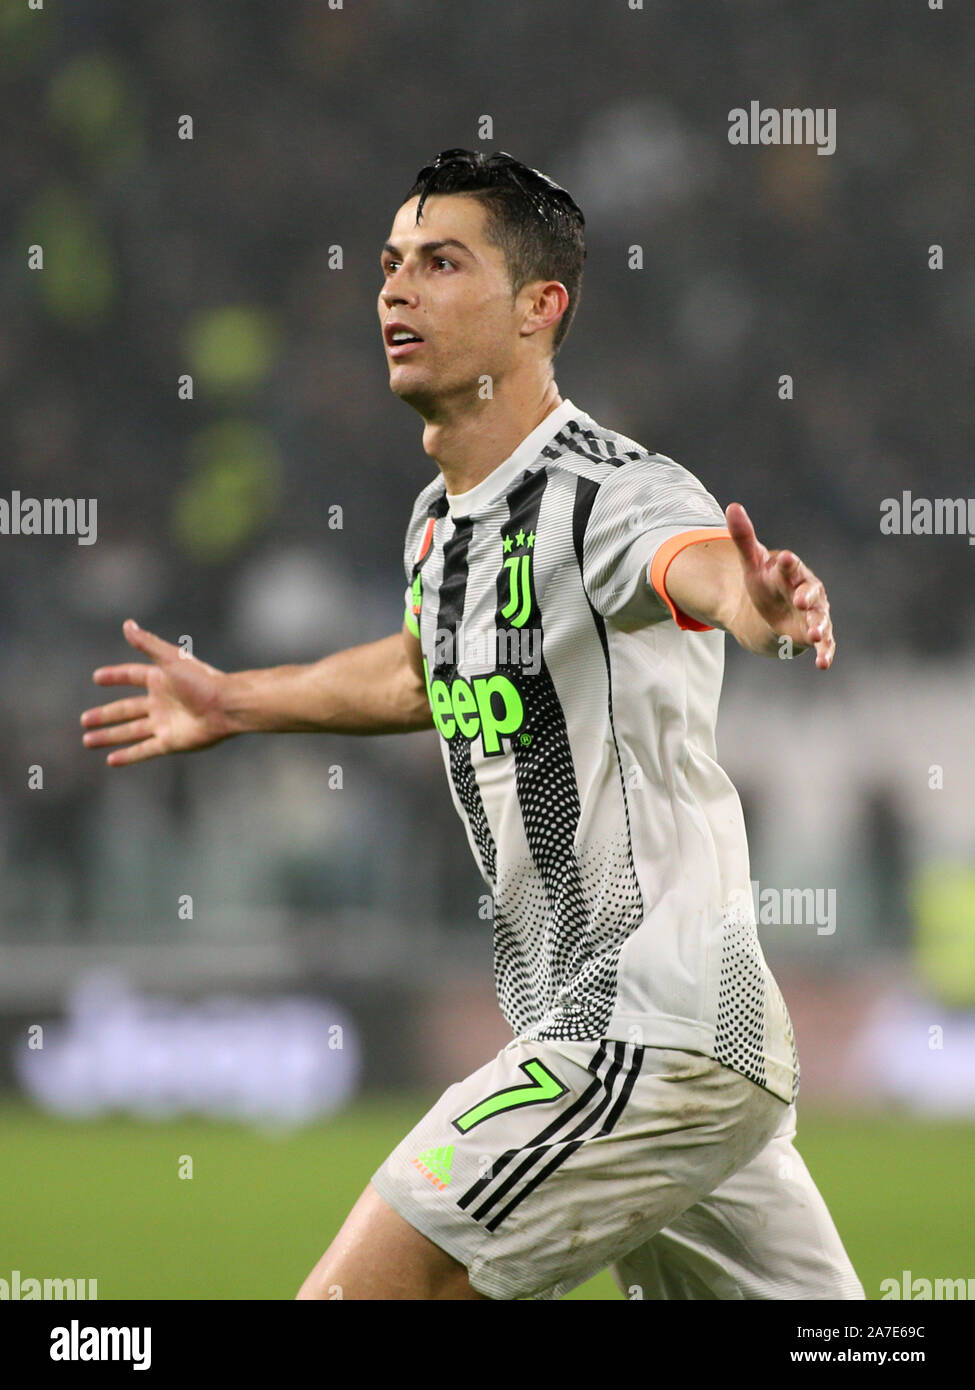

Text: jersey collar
xmin=444 ymin=398 xmax=580 ymax=519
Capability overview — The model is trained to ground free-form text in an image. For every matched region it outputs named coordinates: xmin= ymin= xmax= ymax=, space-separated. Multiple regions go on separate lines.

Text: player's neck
xmin=420 ymin=381 xmax=563 ymax=495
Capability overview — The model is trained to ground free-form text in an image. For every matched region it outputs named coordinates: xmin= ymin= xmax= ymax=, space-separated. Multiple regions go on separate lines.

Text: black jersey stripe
xmin=468 ymin=1043 xmax=627 ymax=1224
xmin=493 ymin=468 xmax=597 ymax=1036
xmin=456 ymin=1042 xmax=609 ymax=1212
xmin=434 ymin=516 xmax=498 ymax=885
xmin=535 ymin=477 xmax=646 ymax=1056
xmin=436 ymin=514 xmax=472 ymax=634
xmin=484 ymin=1043 xmax=645 ymax=1232
xmin=571 ymin=476 xmax=609 ymax=658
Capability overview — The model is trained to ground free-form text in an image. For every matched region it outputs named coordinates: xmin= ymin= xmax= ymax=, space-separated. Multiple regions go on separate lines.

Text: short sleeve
xmin=401 ymin=482 xmax=444 ymax=637
xmin=582 ymin=453 xmax=729 ymax=630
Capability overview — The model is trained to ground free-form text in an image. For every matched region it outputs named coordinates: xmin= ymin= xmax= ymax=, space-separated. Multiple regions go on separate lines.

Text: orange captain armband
xmin=648 ymin=528 xmax=732 ymax=631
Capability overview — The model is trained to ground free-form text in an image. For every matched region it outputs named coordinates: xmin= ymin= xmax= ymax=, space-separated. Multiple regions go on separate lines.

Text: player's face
xmin=378 ymin=194 xmax=523 ymax=414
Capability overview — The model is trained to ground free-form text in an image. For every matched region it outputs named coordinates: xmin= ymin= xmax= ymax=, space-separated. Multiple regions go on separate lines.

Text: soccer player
xmin=81 ymin=149 xmax=862 ymax=1301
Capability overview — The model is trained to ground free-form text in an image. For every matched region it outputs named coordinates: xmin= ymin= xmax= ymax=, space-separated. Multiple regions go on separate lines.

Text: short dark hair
xmin=405 ymin=149 xmax=586 ymax=355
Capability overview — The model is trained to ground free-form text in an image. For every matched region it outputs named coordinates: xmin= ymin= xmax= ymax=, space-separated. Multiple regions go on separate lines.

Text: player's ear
xmin=519 ymin=281 xmax=569 ymax=341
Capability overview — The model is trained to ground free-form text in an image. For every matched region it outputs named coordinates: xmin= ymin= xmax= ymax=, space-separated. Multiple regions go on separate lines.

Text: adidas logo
xmin=412 ymin=1145 xmax=454 ymax=1191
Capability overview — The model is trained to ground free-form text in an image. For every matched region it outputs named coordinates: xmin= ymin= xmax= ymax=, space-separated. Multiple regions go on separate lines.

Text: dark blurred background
xmin=1 ymin=0 xmax=974 ymax=1120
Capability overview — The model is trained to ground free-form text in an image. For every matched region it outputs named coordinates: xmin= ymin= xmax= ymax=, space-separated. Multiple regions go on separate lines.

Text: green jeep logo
xmin=423 ymin=659 xmax=524 ymax=756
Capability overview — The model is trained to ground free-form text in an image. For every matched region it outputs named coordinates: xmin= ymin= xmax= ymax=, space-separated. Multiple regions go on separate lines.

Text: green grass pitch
xmin=1 ymin=1099 xmax=971 ymax=1299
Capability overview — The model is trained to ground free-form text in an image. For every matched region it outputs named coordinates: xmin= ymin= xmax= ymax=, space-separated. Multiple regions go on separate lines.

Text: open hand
xmin=81 ymin=619 xmax=232 ymax=765
xmin=726 ymin=503 xmax=835 ymax=669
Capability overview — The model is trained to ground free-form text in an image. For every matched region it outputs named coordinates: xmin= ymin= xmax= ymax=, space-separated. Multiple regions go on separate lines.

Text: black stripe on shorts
xmin=457 ymin=1042 xmax=609 ymax=1214
xmin=483 ymin=1042 xmax=644 ymax=1232
xmin=457 ymin=1042 xmax=644 ymax=1231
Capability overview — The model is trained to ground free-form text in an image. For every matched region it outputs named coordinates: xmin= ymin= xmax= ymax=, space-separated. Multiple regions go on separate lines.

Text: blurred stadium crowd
xmin=1 ymin=0 xmax=973 ymax=1023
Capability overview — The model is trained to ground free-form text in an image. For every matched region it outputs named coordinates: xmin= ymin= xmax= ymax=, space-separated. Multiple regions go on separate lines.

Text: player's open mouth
xmin=388 ymin=338 xmax=425 ymax=359
xmin=385 ymin=321 xmax=426 ymax=358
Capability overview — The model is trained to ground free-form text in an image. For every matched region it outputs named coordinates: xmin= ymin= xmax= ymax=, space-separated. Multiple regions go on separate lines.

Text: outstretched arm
xmin=658 ymin=503 xmax=836 ymax=668
xmin=81 ymin=618 xmax=433 ymax=767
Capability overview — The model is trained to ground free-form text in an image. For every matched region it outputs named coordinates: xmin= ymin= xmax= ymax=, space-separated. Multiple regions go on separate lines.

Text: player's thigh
xmin=612 ymin=1104 xmax=865 ymax=1300
xmin=296 ymin=1181 xmax=489 ymax=1300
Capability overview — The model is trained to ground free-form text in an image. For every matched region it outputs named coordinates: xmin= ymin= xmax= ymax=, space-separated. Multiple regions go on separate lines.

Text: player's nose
xmin=381 ymin=263 xmax=418 ymax=304
xmin=381 ymin=281 xmax=417 ymax=310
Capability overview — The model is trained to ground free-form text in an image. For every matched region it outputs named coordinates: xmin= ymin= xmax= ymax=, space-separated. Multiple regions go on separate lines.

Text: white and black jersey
xmin=402 ymin=399 xmax=798 ymax=1105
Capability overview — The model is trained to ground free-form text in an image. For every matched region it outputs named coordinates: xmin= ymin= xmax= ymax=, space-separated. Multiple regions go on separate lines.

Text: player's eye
xmin=432 ymin=257 xmax=454 ymax=271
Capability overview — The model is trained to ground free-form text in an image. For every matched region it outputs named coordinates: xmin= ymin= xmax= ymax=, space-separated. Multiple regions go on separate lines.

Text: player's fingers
xmin=794 ymin=580 xmax=825 ymax=613
xmin=725 ymin=503 xmax=766 ymax=571
xmin=808 ymin=602 xmax=831 ymax=642
xmin=804 ymin=595 xmax=834 ymax=660
xmin=121 ymin=618 xmax=177 ymax=664
xmin=773 ymin=550 xmax=806 ymax=586
xmin=814 ymin=624 xmax=836 ymax=670
xmin=800 ymin=604 xmax=824 ymax=635
xmin=81 ymin=696 xmax=150 ymax=729
xmin=84 ymin=717 xmax=154 ymax=749
xmin=105 ymin=735 xmax=166 ymax=767
xmin=91 ymin=663 xmax=155 ymax=688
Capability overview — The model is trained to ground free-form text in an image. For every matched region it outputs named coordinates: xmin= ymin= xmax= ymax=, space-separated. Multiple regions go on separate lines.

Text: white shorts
xmin=370 ymin=1036 xmax=865 ymax=1300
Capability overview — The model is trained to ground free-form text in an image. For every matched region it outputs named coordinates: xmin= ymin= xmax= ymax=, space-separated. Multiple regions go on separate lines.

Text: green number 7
xmin=452 ymin=1059 xmax=568 ymax=1134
